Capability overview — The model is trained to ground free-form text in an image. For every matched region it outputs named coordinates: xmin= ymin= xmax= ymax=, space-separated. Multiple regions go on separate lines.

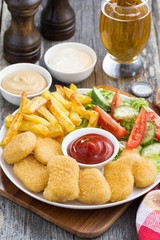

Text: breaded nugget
xmin=43 ymin=155 xmax=79 ymax=202
xmin=119 ymin=148 xmax=139 ymax=160
xmin=33 ymin=137 xmax=63 ymax=165
xmin=133 ymin=157 xmax=157 ymax=187
xmin=3 ymin=131 xmax=36 ymax=164
xmin=78 ymin=168 xmax=111 ymax=204
xmin=13 ymin=155 xmax=49 ymax=193
xmin=104 ymin=158 xmax=134 ymax=202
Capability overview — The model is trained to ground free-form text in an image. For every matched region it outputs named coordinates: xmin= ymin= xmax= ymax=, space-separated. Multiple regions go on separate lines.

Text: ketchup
xmin=67 ymin=133 xmax=114 ymax=164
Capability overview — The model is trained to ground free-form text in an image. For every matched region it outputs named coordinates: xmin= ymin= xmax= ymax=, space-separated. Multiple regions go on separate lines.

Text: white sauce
xmin=48 ymin=47 xmax=93 ymax=73
xmin=134 ymin=85 xmax=152 ymax=95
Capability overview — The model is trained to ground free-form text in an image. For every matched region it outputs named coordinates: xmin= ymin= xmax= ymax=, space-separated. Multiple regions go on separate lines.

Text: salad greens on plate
xmin=83 ymin=87 xmax=160 ymax=172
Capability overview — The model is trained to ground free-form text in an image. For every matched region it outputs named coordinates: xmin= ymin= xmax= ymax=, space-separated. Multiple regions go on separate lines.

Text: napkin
xmin=136 ymin=188 xmax=160 ymax=240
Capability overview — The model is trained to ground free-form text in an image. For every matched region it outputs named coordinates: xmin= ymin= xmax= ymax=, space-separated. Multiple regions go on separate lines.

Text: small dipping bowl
xmin=0 ymin=63 xmax=52 ymax=106
xmin=62 ymin=128 xmax=119 ymax=169
xmin=44 ymin=42 xmax=97 ymax=83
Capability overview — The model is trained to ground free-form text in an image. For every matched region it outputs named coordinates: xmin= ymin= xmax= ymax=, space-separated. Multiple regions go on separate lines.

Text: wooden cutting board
xmin=0 ymin=85 xmax=159 ymax=239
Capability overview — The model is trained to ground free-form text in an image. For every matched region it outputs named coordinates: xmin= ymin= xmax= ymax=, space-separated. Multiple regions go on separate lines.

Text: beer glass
xmin=100 ymin=0 xmax=151 ymax=80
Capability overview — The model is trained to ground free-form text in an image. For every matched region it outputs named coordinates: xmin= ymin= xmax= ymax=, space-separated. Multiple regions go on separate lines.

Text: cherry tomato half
xmin=110 ymin=90 xmax=121 ymax=120
xmin=146 ymin=112 xmax=160 ymax=140
xmin=94 ymin=105 xmax=127 ymax=139
xmin=127 ymin=107 xmax=147 ymax=149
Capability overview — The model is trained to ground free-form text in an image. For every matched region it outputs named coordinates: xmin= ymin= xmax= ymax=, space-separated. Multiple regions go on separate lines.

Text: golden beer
xmin=100 ymin=0 xmax=151 ymax=63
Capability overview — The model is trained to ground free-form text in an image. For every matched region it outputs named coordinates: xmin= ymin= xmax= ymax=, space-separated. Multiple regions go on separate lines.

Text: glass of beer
xmin=100 ymin=0 xmax=151 ymax=80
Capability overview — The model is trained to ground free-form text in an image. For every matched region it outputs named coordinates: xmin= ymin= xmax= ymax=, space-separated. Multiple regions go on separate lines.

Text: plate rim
xmin=0 ymin=88 xmax=160 ymax=210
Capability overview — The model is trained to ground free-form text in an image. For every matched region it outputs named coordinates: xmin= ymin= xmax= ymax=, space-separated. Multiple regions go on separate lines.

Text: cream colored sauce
xmin=48 ymin=47 xmax=93 ymax=73
xmin=2 ymin=70 xmax=47 ymax=95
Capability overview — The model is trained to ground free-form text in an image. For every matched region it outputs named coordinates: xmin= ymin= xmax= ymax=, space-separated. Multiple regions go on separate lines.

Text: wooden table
xmin=0 ymin=0 xmax=160 ymax=239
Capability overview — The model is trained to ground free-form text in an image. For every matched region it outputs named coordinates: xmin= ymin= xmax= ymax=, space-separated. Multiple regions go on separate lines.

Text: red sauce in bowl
xmin=67 ymin=133 xmax=114 ymax=164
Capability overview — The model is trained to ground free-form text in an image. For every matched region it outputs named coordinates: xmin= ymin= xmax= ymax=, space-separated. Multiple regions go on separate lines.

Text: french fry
xmin=47 ymin=99 xmax=75 ymax=133
xmin=19 ymin=91 xmax=28 ymax=111
xmin=64 ymin=87 xmax=92 ymax=104
xmin=42 ymin=90 xmax=69 ymax=116
xmin=70 ymin=83 xmax=77 ymax=92
xmin=19 ymin=121 xmax=49 ymax=137
xmin=69 ymin=112 xmax=82 ymax=126
xmin=87 ymin=110 xmax=99 ymax=128
xmin=5 ymin=115 xmax=14 ymax=128
xmin=75 ymin=93 xmax=92 ymax=104
xmin=55 ymin=85 xmax=65 ymax=97
xmin=37 ymin=105 xmax=58 ymax=125
xmin=0 ymin=113 xmax=23 ymax=146
xmin=70 ymin=93 xmax=90 ymax=120
xmin=22 ymin=114 xmax=51 ymax=127
xmin=63 ymin=87 xmax=74 ymax=99
xmin=51 ymin=92 xmax=71 ymax=110
xmin=21 ymin=97 xmax=47 ymax=114
xmin=47 ymin=124 xmax=64 ymax=138
xmin=5 ymin=115 xmax=49 ymax=137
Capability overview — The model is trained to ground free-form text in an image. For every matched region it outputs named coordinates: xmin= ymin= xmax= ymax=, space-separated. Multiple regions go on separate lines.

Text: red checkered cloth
xmin=136 ymin=190 xmax=160 ymax=240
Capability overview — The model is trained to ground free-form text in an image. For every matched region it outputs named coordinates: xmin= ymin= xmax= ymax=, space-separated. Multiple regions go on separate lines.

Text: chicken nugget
xmin=78 ymin=168 xmax=111 ymax=204
xmin=104 ymin=158 xmax=134 ymax=202
xmin=133 ymin=157 xmax=157 ymax=187
xmin=43 ymin=155 xmax=79 ymax=202
xmin=3 ymin=131 xmax=36 ymax=164
xmin=13 ymin=155 xmax=49 ymax=193
xmin=119 ymin=148 xmax=139 ymax=160
xmin=33 ymin=137 xmax=63 ymax=165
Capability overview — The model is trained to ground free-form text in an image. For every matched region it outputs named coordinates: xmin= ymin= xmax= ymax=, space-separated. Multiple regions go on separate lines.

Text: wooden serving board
xmin=0 ymin=85 xmax=159 ymax=239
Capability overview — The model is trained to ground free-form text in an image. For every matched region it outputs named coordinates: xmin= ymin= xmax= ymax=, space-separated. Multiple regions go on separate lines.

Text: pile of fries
xmin=0 ymin=84 xmax=99 ymax=146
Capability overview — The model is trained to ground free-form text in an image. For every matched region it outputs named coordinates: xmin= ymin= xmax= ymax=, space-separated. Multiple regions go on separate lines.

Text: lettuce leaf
xmin=148 ymin=154 xmax=160 ymax=172
xmin=120 ymin=118 xmax=136 ymax=139
xmin=99 ymin=89 xmax=114 ymax=105
xmin=87 ymin=88 xmax=114 ymax=110
xmin=123 ymin=97 xmax=148 ymax=112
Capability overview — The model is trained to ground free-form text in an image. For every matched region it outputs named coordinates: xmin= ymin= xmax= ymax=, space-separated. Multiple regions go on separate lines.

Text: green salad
xmin=83 ymin=87 xmax=160 ymax=172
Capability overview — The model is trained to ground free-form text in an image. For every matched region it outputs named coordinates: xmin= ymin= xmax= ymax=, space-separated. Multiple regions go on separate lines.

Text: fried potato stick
xmin=55 ymin=85 xmax=65 ymax=98
xmin=70 ymin=93 xmax=90 ymax=120
xmin=70 ymin=83 xmax=77 ymax=92
xmin=21 ymin=97 xmax=47 ymax=114
xmin=87 ymin=110 xmax=99 ymax=127
xmin=19 ymin=91 xmax=28 ymax=111
xmin=52 ymin=92 xmax=71 ymax=110
xmin=64 ymin=87 xmax=92 ymax=104
xmin=42 ymin=90 xmax=69 ymax=116
xmin=22 ymin=113 xmax=51 ymax=127
xmin=0 ymin=112 xmax=23 ymax=146
xmin=37 ymin=105 xmax=58 ymax=125
xmin=47 ymin=124 xmax=64 ymax=138
xmin=47 ymin=99 xmax=75 ymax=133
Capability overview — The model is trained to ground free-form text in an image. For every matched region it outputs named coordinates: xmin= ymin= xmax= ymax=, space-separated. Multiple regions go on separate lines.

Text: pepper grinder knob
xmin=40 ymin=0 xmax=75 ymax=41
xmin=3 ymin=0 xmax=42 ymax=63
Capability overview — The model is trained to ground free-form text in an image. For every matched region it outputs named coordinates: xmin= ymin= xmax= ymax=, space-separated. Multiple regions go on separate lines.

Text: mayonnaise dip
xmin=48 ymin=47 xmax=93 ymax=73
xmin=1 ymin=70 xmax=47 ymax=95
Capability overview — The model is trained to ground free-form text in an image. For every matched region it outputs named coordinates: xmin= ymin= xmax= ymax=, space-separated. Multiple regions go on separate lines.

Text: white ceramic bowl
xmin=0 ymin=63 xmax=52 ymax=106
xmin=44 ymin=42 xmax=97 ymax=83
xmin=62 ymin=128 xmax=119 ymax=169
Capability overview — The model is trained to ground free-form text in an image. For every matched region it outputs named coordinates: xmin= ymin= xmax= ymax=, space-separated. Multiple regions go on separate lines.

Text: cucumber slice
xmin=91 ymin=87 xmax=110 ymax=112
xmin=141 ymin=121 xmax=155 ymax=147
xmin=141 ymin=143 xmax=160 ymax=157
xmin=113 ymin=105 xmax=139 ymax=120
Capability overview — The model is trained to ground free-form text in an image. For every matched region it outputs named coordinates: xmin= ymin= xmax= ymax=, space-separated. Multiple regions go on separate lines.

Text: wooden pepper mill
xmin=3 ymin=0 xmax=42 ymax=63
xmin=40 ymin=0 xmax=75 ymax=41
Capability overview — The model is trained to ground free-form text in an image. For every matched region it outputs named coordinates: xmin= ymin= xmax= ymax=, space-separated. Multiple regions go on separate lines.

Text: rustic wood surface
xmin=0 ymin=0 xmax=160 ymax=239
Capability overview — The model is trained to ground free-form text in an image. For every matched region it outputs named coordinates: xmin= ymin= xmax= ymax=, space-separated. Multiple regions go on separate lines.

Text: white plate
xmin=0 ymin=88 xmax=160 ymax=210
